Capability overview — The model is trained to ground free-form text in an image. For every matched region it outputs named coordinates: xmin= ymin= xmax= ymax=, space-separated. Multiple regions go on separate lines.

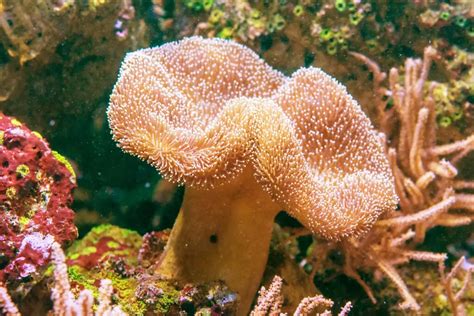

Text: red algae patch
xmin=0 ymin=113 xmax=77 ymax=291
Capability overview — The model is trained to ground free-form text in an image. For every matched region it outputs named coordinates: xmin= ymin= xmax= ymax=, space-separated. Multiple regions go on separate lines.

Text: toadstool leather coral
xmin=108 ymin=36 xmax=398 ymax=315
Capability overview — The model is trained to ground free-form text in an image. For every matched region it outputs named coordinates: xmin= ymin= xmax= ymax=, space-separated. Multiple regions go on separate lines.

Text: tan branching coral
xmin=250 ymin=275 xmax=352 ymax=316
xmin=0 ymin=283 xmax=20 ymax=316
xmin=0 ymin=242 xmax=125 ymax=316
xmin=50 ymin=242 xmax=126 ymax=316
xmin=108 ymin=36 xmax=397 ymax=314
xmin=440 ymin=256 xmax=474 ymax=316
xmin=311 ymin=46 xmax=474 ymax=311
xmin=250 ymin=275 xmax=284 ymax=315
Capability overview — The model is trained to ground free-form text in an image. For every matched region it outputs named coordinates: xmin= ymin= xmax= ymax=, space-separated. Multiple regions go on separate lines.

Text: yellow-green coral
xmin=78 ymin=246 xmax=98 ymax=256
xmin=439 ymin=11 xmax=450 ymax=21
xmin=153 ymin=283 xmax=180 ymax=314
xmin=349 ymin=12 xmax=363 ymax=25
xmin=269 ymin=14 xmax=286 ymax=31
xmin=31 ymin=131 xmax=43 ymax=139
xmin=432 ymin=78 xmax=472 ymax=129
xmin=320 ymin=28 xmax=334 ymax=42
xmin=18 ymin=216 xmax=30 ymax=229
xmin=52 ymin=150 xmax=76 ymax=181
xmin=64 ymin=225 xmax=146 ymax=314
xmin=217 ymin=27 xmax=233 ymax=39
xmin=67 ymin=265 xmax=100 ymax=296
xmin=6 ymin=187 xmax=16 ymax=199
xmin=208 ymin=9 xmax=223 ymax=24
xmin=202 ymin=0 xmax=213 ymax=11
xmin=293 ymin=5 xmax=304 ymax=17
xmin=88 ymin=0 xmax=109 ymax=9
xmin=16 ymin=164 xmax=30 ymax=177
xmin=11 ymin=118 xmax=22 ymax=126
xmin=107 ymin=241 xmax=121 ymax=249
xmin=335 ymin=0 xmax=346 ymax=12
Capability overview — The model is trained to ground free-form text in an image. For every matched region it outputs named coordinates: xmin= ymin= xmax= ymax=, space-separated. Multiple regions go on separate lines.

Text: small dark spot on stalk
xmin=209 ymin=234 xmax=218 ymax=244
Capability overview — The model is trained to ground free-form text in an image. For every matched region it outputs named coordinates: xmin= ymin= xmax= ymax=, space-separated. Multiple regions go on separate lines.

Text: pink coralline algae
xmin=0 ymin=113 xmax=77 ymax=286
xmin=137 ymin=231 xmax=169 ymax=269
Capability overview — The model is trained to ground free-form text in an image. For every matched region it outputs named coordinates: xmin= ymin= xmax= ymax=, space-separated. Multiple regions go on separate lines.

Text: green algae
xmin=51 ymin=151 xmax=76 ymax=182
xmin=61 ymin=224 xmax=238 ymax=315
xmin=376 ymin=263 xmax=474 ymax=315
xmin=153 ymin=282 xmax=180 ymax=314
xmin=64 ymin=224 xmax=146 ymax=314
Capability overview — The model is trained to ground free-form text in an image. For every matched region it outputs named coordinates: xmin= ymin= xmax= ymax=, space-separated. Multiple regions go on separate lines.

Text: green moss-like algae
xmin=151 ymin=282 xmax=180 ymax=314
xmin=62 ymin=224 xmax=232 ymax=315
xmin=65 ymin=224 xmax=145 ymax=315
xmin=375 ymin=262 xmax=474 ymax=315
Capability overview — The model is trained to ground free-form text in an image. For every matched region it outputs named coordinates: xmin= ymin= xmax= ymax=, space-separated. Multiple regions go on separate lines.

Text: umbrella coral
xmin=108 ymin=36 xmax=397 ymax=314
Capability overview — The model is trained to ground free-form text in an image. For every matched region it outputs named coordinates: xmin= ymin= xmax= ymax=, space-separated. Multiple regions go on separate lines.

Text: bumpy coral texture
xmin=108 ymin=36 xmax=397 ymax=240
xmin=0 ymin=113 xmax=77 ymax=283
xmin=109 ymin=37 xmax=285 ymax=186
xmin=259 ymin=68 xmax=396 ymax=238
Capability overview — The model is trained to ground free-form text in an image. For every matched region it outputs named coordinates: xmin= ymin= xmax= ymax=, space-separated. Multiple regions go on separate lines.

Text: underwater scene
xmin=0 ymin=0 xmax=473 ymax=315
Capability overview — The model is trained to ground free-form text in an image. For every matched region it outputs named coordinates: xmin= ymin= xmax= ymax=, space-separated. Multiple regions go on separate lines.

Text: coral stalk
xmin=157 ymin=167 xmax=280 ymax=315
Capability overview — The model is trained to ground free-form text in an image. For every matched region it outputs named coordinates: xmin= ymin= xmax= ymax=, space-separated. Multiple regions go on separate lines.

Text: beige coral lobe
xmin=108 ymin=36 xmax=284 ymax=187
xmin=263 ymin=67 xmax=398 ymax=239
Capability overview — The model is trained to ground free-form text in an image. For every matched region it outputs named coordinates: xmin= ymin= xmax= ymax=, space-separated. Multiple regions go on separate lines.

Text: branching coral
xmin=108 ymin=36 xmax=397 ymax=314
xmin=0 ymin=283 xmax=20 ymax=316
xmin=0 ymin=242 xmax=126 ymax=316
xmin=440 ymin=256 xmax=474 ymax=315
xmin=250 ymin=275 xmax=352 ymax=316
xmin=50 ymin=241 xmax=127 ymax=316
xmin=250 ymin=276 xmax=284 ymax=316
xmin=300 ymin=46 xmax=474 ymax=312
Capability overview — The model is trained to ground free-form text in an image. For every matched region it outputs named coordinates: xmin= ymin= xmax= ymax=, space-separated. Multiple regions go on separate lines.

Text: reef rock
xmin=0 ymin=113 xmax=77 ymax=295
